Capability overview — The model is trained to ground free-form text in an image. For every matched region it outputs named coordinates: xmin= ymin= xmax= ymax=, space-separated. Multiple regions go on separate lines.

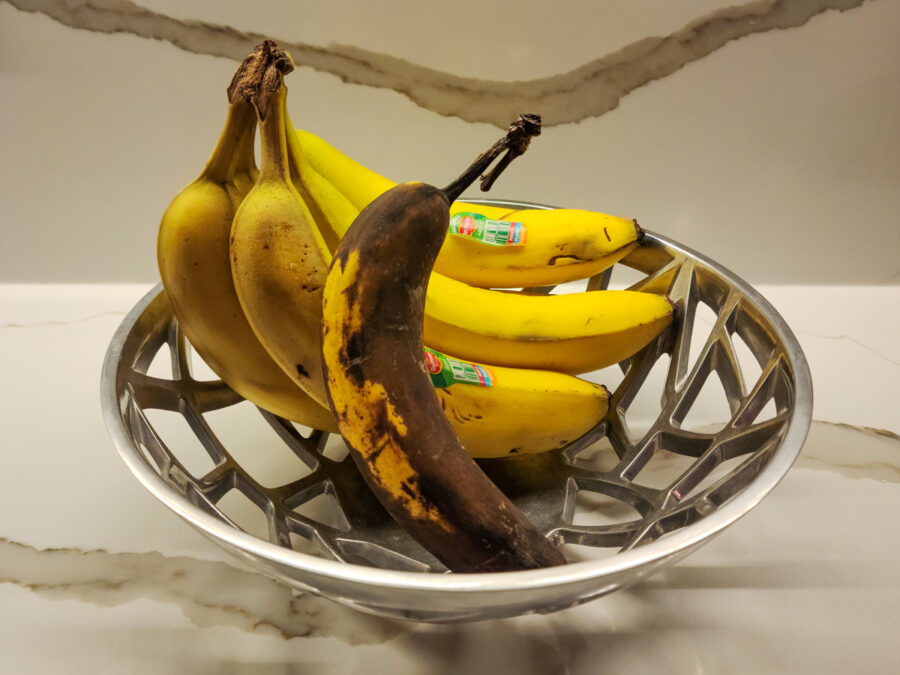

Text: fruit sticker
xmin=425 ymin=350 xmax=443 ymax=375
xmin=424 ymin=347 xmax=495 ymax=388
xmin=449 ymin=212 xmax=527 ymax=246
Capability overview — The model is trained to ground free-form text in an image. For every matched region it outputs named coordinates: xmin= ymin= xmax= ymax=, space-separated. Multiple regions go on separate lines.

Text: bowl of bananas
xmin=101 ymin=42 xmax=812 ymax=622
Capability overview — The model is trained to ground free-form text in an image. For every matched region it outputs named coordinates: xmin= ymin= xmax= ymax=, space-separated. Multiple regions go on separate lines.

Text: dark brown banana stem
xmin=227 ymin=40 xmax=294 ymax=121
xmin=442 ymin=113 xmax=542 ymax=202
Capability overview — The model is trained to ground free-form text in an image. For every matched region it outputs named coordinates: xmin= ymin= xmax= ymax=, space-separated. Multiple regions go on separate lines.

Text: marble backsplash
xmin=1 ymin=0 xmax=898 ymax=284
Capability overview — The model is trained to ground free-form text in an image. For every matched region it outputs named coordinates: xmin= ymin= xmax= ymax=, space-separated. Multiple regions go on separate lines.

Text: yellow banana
xmin=229 ymin=53 xmax=332 ymax=408
xmin=156 ymin=84 xmax=335 ymax=430
xmin=427 ymin=348 xmax=610 ymax=458
xmin=424 ymin=274 xmax=674 ymax=374
xmin=288 ymin=135 xmax=675 ymax=374
xmin=294 ymin=128 xmax=641 ymax=288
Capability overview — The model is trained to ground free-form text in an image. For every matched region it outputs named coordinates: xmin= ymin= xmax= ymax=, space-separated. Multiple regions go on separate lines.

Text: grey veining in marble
xmin=626 ymin=420 xmax=900 ymax=484
xmin=0 ymin=537 xmax=404 ymax=644
xmin=797 ymin=330 xmax=900 ymax=369
xmin=0 ymin=311 xmax=126 ymax=330
xmin=800 ymin=421 xmax=900 ymax=482
xmin=5 ymin=0 xmax=872 ymax=127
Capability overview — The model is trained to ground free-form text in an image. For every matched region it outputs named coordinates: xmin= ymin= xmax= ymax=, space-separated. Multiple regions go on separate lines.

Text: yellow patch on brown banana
xmin=323 ymin=250 xmax=452 ymax=531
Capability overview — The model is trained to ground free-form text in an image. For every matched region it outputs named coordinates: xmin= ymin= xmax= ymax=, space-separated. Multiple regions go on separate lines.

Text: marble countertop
xmin=1 ymin=283 xmax=897 ymax=673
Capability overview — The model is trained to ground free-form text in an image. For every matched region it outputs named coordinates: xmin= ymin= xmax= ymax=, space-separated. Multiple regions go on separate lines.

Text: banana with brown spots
xmin=322 ymin=116 xmax=567 ymax=572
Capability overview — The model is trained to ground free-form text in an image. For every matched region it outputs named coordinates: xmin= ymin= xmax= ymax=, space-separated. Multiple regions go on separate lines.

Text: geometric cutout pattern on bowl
xmin=103 ymin=208 xmax=812 ymax=621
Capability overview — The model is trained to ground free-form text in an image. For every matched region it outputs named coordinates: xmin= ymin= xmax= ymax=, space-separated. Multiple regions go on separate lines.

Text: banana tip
xmin=633 ymin=219 xmax=645 ymax=243
xmin=668 ymin=297 xmax=679 ymax=320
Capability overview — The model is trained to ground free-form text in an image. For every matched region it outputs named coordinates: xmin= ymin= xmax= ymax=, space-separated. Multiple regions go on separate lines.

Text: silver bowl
xmin=101 ymin=200 xmax=812 ymax=622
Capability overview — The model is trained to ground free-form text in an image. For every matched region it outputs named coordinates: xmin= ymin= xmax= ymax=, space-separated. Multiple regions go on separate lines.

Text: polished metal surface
xmin=101 ymin=202 xmax=813 ymax=622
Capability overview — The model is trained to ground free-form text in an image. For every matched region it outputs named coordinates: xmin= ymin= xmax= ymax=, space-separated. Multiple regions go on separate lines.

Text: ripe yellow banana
xmin=287 ymin=136 xmax=675 ymax=374
xmin=294 ymin=128 xmax=642 ymax=288
xmin=424 ymin=274 xmax=674 ymax=374
xmin=156 ymin=71 xmax=335 ymax=431
xmin=428 ymin=348 xmax=610 ymax=458
xmin=229 ymin=52 xmax=331 ymax=409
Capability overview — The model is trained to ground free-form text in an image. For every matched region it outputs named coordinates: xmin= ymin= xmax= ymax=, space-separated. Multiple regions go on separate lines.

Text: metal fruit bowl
xmin=101 ymin=200 xmax=812 ymax=622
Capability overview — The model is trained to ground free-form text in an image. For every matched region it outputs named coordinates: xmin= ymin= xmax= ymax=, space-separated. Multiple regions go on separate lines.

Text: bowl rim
xmin=101 ymin=204 xmax=813 ymax=594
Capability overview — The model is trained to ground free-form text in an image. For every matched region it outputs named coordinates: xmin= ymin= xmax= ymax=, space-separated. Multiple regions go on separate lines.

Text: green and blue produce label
xmin=424 ymin=347 xmax=495 ymax=388
xmin=449 ymin=212 xmax=527 ymax=246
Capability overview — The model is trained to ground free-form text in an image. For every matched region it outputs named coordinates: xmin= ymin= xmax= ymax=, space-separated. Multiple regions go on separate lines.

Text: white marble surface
xmin=1 ymin=283 xmax=898 ymax=673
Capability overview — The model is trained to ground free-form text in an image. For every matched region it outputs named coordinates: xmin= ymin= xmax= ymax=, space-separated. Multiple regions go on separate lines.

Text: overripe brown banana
xmin=322 ymin=114 xmax=567 ymax=572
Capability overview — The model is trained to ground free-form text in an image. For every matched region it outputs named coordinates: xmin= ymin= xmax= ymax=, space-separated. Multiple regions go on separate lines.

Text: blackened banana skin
xmin=322 ymin=177 xmax=566 ymax=573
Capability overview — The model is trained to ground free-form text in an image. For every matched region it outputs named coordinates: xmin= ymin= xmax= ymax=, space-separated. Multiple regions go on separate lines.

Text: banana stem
xmin=233 ymin=117 xmax=259 ymax=182
xmin=226 ymin=41 xmax=298 ymax=185
xmin=202 ymin=101 xmax=256 ymax=183
xmin=442 ymin=113 xmax=541 ymax=203
xmin=227 ymin=40 xmax=294 ymax=122
xmin=256 ymin=86 xmax=292 ymax=183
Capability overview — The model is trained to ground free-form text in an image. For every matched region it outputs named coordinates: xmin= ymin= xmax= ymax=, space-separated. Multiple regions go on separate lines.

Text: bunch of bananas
xmin=157 ymin=41 xmax=675 ymax=461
